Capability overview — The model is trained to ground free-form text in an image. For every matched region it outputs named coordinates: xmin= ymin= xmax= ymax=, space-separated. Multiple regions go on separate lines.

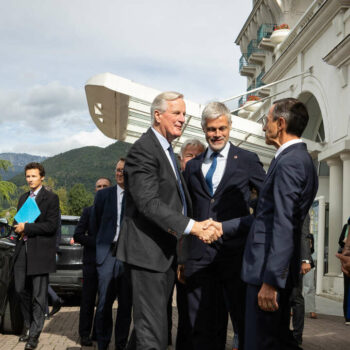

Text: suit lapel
xmin=196 ymin=150 xmax=212 ymax=197
xmin=215 ymin=143 xmax=239 ymax=196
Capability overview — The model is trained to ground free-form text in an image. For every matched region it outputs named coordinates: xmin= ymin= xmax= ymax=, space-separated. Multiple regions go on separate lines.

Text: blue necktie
xmin=205 ymin=152 xmax=219 ymax=196
xmin=168 ymin=145 xmax=187 ymax=216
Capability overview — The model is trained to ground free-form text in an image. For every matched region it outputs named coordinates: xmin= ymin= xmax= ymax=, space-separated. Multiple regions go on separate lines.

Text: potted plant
xmin=270 ymin=23 xmax=290 ymax=44
xmin=244 ymin=95 xmax=263 ymax=112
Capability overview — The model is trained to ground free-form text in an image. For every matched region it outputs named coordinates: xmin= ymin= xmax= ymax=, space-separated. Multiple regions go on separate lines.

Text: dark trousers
xmin=290 ymin=276 xmax=304 ymax=344
xmin=127 ymin=264 xmax=175 ymax=350
xmin=13 ymin=242 xmax=48 ymax=338
xmin=175 ymin=280 xmax=193 ymax=350
xmin=245 ymin=284 xmax=301 ymax=350
xmin=96 ymin=251 xmax=132 ymax=350
xmin=185 ymin=259 xmax=244 ymax=350
xmin=343 ymin=273 xmax=350 ymax=322
xmin=79 ymin=262 xmax=98 ymax=338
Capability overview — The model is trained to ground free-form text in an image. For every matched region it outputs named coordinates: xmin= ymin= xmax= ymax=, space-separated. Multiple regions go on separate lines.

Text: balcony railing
xmin=247 ymin=39 xmax=264 ymax=59
xmin=257 ymin=24 xmax=276 ymax=44
xmin=239 ymin=54 xmax=249 ymax=71
xmin=256 ymin=69 xmax=265 ymax=88
xmin=238 ymin=95 xmax=247 ymax=107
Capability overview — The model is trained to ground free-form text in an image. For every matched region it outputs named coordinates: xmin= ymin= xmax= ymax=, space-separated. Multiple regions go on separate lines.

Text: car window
xmin=61 ymin=223 xmax=77 ymax=237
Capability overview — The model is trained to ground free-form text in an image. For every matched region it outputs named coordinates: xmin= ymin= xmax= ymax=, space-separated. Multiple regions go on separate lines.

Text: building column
xmin=340 ymin=152 xmax=350 ymax=224
xmin=326 ymin=158 xmax=343 ymax=275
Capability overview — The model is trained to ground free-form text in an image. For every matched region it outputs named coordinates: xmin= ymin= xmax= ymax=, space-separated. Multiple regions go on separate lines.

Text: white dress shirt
xmin=113 ymin=184 xmax=124 ymax=242
xmin=275 ymin=138 xmax=303 ymax=159
xmin=202 ymin=142 xmax=230 ymax=194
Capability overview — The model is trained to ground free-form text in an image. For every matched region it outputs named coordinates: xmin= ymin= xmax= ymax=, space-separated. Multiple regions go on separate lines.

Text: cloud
xmin=0 ymin=82 xmax=87 ymax=131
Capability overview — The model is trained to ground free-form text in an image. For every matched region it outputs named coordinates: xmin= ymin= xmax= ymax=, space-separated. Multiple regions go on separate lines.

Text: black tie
xmin=168 ymin=145 xmax=187 ymax=216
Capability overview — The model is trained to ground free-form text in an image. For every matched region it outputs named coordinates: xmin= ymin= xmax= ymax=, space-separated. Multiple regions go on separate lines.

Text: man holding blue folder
xmin=13 ymin=162 xmax=59 ymax=350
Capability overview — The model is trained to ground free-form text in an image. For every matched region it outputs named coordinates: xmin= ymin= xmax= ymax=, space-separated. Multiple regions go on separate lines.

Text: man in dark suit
xmin=182 ymin=102 xmax=265 ymax=350
xmin=239 ymin=98 xmax=318 ymax=350
xmin=116 ymin=91 xmax=222 ymax=350
xmin=92 ymin=161 xmax=132 ymax=350
xmin=73 ymin=177 xmax=111 ymax=347
xmin=14 ymin=162 xmax=59 ymax=350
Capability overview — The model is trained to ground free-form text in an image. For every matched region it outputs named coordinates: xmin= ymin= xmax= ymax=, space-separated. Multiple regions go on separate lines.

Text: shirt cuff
xmin=184 ymin=219 xmax=195 ymax=235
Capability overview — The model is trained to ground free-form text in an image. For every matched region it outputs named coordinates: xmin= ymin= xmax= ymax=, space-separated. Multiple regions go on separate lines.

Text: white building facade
xmin=235 ymin=0 xmax=350 ymax=296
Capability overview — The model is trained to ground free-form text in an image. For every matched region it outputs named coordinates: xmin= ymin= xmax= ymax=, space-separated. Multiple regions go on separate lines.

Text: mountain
xmin=0 ymin=153 xmax=47 ymax=180
xmin=10 ymin=141 xmax=132 ymax=192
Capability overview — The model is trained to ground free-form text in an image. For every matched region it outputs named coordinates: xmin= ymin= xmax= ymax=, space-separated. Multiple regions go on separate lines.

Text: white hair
xmin=150 ymin=91 xmax=184 ymax=124
xmin=201 ymin=101 xmax=232 ymax=129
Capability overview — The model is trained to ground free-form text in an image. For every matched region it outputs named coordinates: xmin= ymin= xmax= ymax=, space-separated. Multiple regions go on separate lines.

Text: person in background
xmin=290 ymin=214 xmax=313 ymax=346
xmin=303 ymin=232 xmax=317 ymax=319
xmin=337 ymin=216 xmax=350 ymax=325
xmin=73 ymin=177 xmax=112 ymax=346
xmin=13 ymin=162 xmax=59 ymax=350
xmin=92 ymin=160 xmax=132 ymax=350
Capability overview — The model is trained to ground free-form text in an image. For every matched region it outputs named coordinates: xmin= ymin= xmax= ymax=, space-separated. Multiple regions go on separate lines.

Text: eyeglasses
xmin=116 ymin=169 xmax=124 ymax=174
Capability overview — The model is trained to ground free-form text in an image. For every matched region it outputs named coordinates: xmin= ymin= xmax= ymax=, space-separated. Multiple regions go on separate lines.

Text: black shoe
xmin=19 ymin=328 xmax=30 ymax=342
xmin=49 ymin=299 xmax=63 ymax=317
xmin=25 ymin=337 xmax=39 ymax=350
xmin=81 ymin=336 xmax=93 ymax=346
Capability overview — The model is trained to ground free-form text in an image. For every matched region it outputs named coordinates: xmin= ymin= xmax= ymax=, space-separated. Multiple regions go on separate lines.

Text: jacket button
xmin=211 ymin=198 xmax=215 ymax=204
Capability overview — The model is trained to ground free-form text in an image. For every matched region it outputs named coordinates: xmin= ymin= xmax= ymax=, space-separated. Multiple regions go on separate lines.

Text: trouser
xmin=126 ymin=264 xmax=175 ymax=350
xmin=303 ymin=267 xmax=316 ymax=313
xmin=79 ymin=262 xmax=98 ymax=338
xmin=186 ymin=258 xmax=245 ymax=350
xmin=96 ymin=251 xmax=132 ymax=350
xmin=245 ymin=284 xmax=301 ymax=350
xmin=290 ymin=276 xmax=304 ymax=344
xmin=14 ymin=242 xmax=48 ymax=339
xmin=343 ymin=273 xmax=350 ymax=322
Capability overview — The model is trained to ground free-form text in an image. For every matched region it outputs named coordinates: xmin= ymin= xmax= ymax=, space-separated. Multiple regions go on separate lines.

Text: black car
xmin=0 ymin=215 xmax=83 ymax=334
xmin=49 ymin=215 xmax=83 ymax=296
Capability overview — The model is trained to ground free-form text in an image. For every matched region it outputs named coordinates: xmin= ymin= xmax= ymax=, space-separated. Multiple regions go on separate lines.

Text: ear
xmin=278 ymin=117 xmax=286 ymax=131
xmin=154 ymin=110 xmax=161 ymax=124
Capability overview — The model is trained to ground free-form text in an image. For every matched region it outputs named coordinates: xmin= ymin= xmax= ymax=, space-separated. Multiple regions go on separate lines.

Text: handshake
xmin=190 ymin=219 xmax=223 ymax=244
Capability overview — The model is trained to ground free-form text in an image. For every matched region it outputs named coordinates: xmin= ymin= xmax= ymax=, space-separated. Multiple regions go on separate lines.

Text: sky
xmin=0 ymin=0 xmax=252 ymax=156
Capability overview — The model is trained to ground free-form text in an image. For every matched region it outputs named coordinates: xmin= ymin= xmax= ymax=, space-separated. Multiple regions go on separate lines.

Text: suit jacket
xmin=15 ymin=186 xmax=60 ymax=275
xmin=91 ymin=185 xmax=119 ymax=265
xmin=241 ymin=142 xmax=318 ymax=289
xmin=182 ymin=143 xmax=265 ymax=265
xmin=116 ymin=128 xmax=193 ymax=273
xmin=73 ymin=206 xmax=96 ymax=264
xmin=300 ymin=214 xmax=312 ymax=263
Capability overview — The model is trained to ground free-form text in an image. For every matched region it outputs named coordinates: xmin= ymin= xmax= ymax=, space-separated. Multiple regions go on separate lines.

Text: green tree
xmin=43 ymin=177 xmax=69 ymax=214
xmin=0 ymin=160 xmax=17 ymax=201
xmin=67 ymin=183 xmax=93 ymax=216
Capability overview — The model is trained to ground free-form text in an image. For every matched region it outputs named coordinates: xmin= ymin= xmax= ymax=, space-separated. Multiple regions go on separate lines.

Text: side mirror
xmin=0 ymin=218 xmax=12 ymax=238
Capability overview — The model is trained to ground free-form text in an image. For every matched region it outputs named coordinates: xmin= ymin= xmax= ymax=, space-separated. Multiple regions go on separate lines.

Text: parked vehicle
xmin=49 ymin=215 xmax=83 ymax=296
xmin=0 ymin=215 xmax=83 ymax=334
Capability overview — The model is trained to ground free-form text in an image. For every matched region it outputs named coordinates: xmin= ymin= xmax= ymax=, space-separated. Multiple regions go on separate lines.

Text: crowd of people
xmin=11 ymin=91 xmax=350 ymax=350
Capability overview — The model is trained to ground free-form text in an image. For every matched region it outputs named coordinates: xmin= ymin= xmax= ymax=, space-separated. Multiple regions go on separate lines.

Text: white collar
xmin=275 ymin=139 xmax=303 ymax=159
xmin=206 ymin=142 xmax=230 ymax=160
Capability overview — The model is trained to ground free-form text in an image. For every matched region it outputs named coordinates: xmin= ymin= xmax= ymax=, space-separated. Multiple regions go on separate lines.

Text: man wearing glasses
xmin=92 ymin=159 xmax=132 ymax=350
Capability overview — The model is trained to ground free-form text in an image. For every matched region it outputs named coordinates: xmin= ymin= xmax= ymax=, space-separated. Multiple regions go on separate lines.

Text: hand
xmin=258 ymin=282 xmax=279 ymax=312
xmin=14 ymin=222 xmax=25 ymax=234
xmin=177 ymin=264 xmax=185 ymax=284
xmin=336 ymin=253 xmax=350 ymax=276
xmin=300 ymin=262 xmax=311 ymax=274
xmin=190 ymin=220 xmax=222 ymax=244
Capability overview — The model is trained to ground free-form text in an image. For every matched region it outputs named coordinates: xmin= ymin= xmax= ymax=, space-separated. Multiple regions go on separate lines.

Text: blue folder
xmin=14 ymin=197 xmax=41 ymax=223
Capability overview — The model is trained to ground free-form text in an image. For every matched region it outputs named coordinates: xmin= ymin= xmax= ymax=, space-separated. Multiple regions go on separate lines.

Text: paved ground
xmin=1 ymin=296 xmax=349 ymax=350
